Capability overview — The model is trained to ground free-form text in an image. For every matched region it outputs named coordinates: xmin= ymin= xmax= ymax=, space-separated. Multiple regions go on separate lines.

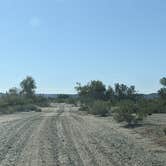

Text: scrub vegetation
xmin=0 ymin=76 xmax=49 ymax=114
xmin=75 ymin=77 xmax=166 ymax=127
xmin=0 ymin=77 xmax=166 ymax=166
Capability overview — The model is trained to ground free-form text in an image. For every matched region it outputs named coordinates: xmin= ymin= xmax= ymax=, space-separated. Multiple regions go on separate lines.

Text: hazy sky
xmin=0 ymin=0 xmax=165 ymax=94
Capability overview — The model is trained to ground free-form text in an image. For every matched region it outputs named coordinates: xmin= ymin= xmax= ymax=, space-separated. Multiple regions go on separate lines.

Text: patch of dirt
xmin=133 ymin=114 xmax=166 ymax=148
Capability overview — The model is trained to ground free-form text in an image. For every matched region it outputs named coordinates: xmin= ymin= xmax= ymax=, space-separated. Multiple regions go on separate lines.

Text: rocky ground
xmin=0 ymin=103 xmax=166 ymax=166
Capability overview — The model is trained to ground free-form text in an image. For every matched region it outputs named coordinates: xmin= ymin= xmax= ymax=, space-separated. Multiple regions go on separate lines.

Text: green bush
xmin=163 ymin=128 xmax=166 ymax=135
xmin=0 ymin=107 xmax=15 ymax=114
xmin=17 ymin=104 xmax=41 ymax=112
xmin=0 ymin=76 xmax=44 ymax=114
xmin=113 ymin=100 xmax=146 ymax=127
xmin=34 ymin=96 xmax=50 ymax=107
xmin=113 ymin=109 xmax=137 ymax=126
xmin=137 ymin=99 xmax=166 ymax=114
xmin=53 ymin=96 xmax=78 ymax=106
xmin=89 ymin=100 xmax=110 ymax=117
xmin=79 ymin=105 xmax=90 ymax=112
xmin=0 ymin=104 xmax=41 ymax=114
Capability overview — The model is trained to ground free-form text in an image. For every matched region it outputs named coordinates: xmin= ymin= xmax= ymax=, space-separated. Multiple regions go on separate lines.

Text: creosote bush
xmin=79 ymin=104 xmax=90 ymax=112
xmin=0 ymin=104 xmax=41 ymax=114
xmin=89 ymin=101 xmax=110 ymax=117
xmin=78 ymin=100 xmax=110 ymax=117
xmin=163 ymin=128 xmax=166 ymax=136
xmin=113 ymin=100 xmax=147 ymax=127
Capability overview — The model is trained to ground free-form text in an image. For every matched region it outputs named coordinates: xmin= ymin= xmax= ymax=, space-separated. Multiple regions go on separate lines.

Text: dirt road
xmin=0 ymin=104 xmax=166 ymax=166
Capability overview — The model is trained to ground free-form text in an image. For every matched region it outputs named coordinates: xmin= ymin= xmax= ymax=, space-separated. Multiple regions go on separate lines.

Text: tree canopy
xmin=75 ymin=80 xmax=136 ymax=103
xmin=20 ymin=76 xmax=36 ymax=98
xmin=158 ymin=77 xmax=166 ymax=99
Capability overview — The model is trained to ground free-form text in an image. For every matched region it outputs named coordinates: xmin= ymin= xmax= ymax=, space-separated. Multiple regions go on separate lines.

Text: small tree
xmin=20 ymin=76 xmax=36 ymax=98
xmin=75 ymin=80 xmax=106 ymax=101
xmin=160 ymin=77 xmax=166 ymax=86
xmin=105 ymin=86 xmax=115 ymax=102
xmin=8 ymin=87 xmax=20 ymax=96
xmin=163 ymin=128 xmax=166 ymax=135
xmin=158 ymin=77 xmax=166 ymax=99
xmin=114 ymin=83 xmax=136 ymax=101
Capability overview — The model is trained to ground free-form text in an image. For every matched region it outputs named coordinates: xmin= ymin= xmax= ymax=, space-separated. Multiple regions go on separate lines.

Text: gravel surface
xmin=0 ymin=104 xmax=165 ymax=166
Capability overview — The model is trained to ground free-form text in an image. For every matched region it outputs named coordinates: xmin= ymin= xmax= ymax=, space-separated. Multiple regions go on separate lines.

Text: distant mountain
xmin=38 ymin=93 xmax=159 ymax=99
xmin=142 ymin=93 xmax=159 ymax=99
xmin=0 ymin=92 xmax=158 ymax=99
xmin=37 ymin=94 xmax=58 ymax=98
xmin=37 ymin=94 xmax=78 ymax=99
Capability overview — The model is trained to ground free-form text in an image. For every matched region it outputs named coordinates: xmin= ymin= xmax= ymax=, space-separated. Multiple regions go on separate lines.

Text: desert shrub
xmin=65 ymin=98 xmax=78 ymax=105
xmin=1 ymin=94 xmax=34 ymax=106
xmin=113 ymin=100 xmax=146 ymax=127
xmin=0 ymin=76 xmax=44 ymax=114
xmin=18 ymin=104 xmax=41 ymax=112
xmin=78 ymin=100 xmax=111 ymax=116
xmin=34 ymin=96 xmax=50 ymax=107
xmin=0 ymin=104 xmax=41 ymax=114
xmin=53 ymin=97 xmax=78 ymax=106
xmin=138 ymin=99 xmax=166 ymax=114
xmin=113 ymin=108 xmax=136 ymax=125
xmin=79 ymin=104 xmax=90 ymax=112
xmin=157 ymin=99 xmax=166 ymax=113
xmin=0 ymin=106 xmax=15 ymax=114
xmin=89 ymin=100 xmax=110 ymax=117
xmin=163 ymin=128 xmax=166 ymax=135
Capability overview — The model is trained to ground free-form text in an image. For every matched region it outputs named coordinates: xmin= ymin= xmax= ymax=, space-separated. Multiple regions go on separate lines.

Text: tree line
xmin=75 ymin=77 xmax=166 ymax=127
xmin=0 ymin=75 xmax=165 ymax=126
xmin=75 ymin=81 xmax=137 ymax=103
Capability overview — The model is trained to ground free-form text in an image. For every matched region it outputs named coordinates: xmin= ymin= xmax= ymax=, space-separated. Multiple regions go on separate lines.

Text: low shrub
xmin=34 ymin=96 xmax=50 ymax=107
xmin=89 ymin=100 xmax=110 ymax=117
xmin=163 ymin=128 xmax=166 ymax=135
xmin=0 ymin=104 xmax=41 ymax=114
xmin=18 ymin=104 xmax=41 ymax=112
xmin=79 ymin=105 xmax=90 ymax=112
xmin=137 ymin=99 xmax=166 ymax=114
xmin=113 ymin=100 xmax=146 ymax=127
xmin=53 ymin=97 xmax=78 ymax=106
xmin=113 ymin=109 xmax=138 ymax=126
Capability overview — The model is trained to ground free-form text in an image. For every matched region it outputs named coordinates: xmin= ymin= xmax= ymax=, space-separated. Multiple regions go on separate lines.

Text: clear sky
xmin=0 ymin=0 xmax=165 ymax=94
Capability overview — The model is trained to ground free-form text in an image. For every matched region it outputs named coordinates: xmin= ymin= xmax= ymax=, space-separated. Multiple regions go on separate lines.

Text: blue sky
xmin=0 ymin=0 xmax=165 ymax=94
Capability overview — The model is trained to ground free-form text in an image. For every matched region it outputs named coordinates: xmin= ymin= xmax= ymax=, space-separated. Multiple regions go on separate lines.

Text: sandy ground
xmin=0 ymin=104 xmax=166 ymax=166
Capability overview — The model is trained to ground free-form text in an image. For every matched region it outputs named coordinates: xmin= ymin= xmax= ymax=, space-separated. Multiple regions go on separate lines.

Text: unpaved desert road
xmin=0 ymin=104 xmax=166 ymax=166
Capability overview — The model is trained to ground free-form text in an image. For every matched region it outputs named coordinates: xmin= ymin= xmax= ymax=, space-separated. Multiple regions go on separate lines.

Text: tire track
xmin=63 ymin=113 xmax=113 ymax=166
xmin=38 ymin=110 xmax=64 ymax=166
xmin=58 ymin=117 xmax=84 ymax=166
xmin=39 ymin=109 xmax=84 ymax=166
xmin=70 ymin=114 xmax=123 ymax=165
xmin=70 ymin=113 xmax=166 ymax=166
xmin=0 ymin=116 xmax=41 ymax=166
xmin=61 ymin=117 xmax=100 ymax=166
